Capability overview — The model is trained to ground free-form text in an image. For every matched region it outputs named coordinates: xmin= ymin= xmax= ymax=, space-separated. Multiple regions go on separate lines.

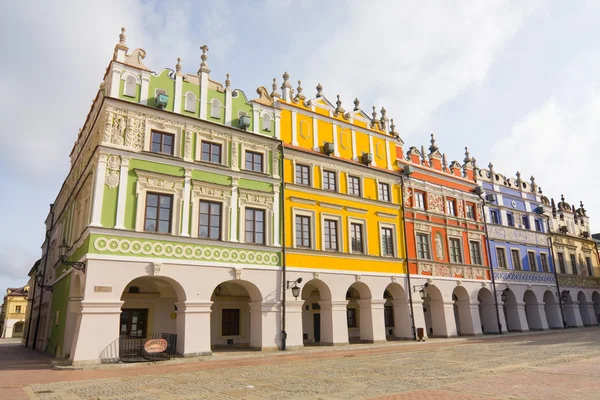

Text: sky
xmin=1 ymin=0 xmax=599 ymax=291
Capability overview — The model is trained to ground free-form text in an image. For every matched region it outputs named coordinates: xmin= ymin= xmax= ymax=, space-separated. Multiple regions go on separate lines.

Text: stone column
xmin=284 ymin=301 xmax=304 ymax=349
xmin=318 ymin=300 xmax=349 ymax=345
xmin=504 ymin=301 xmax=530 ymax=332
xmin=114 ymin=157 xmax=130 ymax=230
xmin=71 ymin=301 xmax=123 ymax=365
xmin=460 ymin=303 xmax=483 ymax=336
xmin=89 ymin=154 xmax=108 ymax=228
xmin=249 ymin=302 xmax=280 ymax=351
xmin=544 ymin=302 xmax=563 ymax=329
xmin=525 ymin=302 xmax=549 ymax=330
xmin=579 ymin=301 xmax=596 ymax=326
xmin=230 ymin=178 xmax=239 ymax=242
xmin=429 ymin=300 xmax=457 ymax=337
xmin=175 ymin=301 xmax=212 ymax=357
xmin=357 ymin=299 xmax=386 ymax=343
xmin=180 ymin=169 xmax=192 ymax=237
xmin=391 ymin=299 xmax=412 ymax=339
xmin=565 ymin=302 xmax=584 ymax=327
xmin=412 ymin=297 xmax=427 ymax=340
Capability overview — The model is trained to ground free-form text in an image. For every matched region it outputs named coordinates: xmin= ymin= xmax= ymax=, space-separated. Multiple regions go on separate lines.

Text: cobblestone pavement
xmin=2 ymin=328 xmax=600 ymax=400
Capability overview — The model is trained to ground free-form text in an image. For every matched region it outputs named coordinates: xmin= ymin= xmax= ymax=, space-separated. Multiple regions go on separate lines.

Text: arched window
xmin=124 ymin=75 xmax=137 ymax=98
xmin=210 ymin=98 xmax=221 ymax=119
xmin=185 ymin=92 xmax=196 ymax=113
xmin=262 ymin=113 xmax=272 ymax=131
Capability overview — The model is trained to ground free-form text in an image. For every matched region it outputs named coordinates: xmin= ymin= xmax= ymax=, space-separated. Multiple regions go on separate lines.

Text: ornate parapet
xmin=487 ymin=225 xmax=549 ymax=247
xmin=417 ymin=262 xmax=488 ymax=280
xmin=494 ymin=269 xmax=555 ymax=285
xmin=558 ymin=274 xmax=600 ymax=288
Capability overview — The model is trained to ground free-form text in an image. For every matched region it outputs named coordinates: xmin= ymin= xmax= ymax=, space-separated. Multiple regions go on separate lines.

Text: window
xmin=210 ymin=98 xmax=221 ymax=119
xmin=350 ymin=223 xmax=364 ymax=253
xmin=346 ymin=308 xmax=357 ymax=328
xmin=151 ymin=131 xmax=174 ymax=156
xmin=534 ymin=219 xmax=543 ymax=232
xmin=570 ymin=254 xmax=578 ymax=275
xmin=323 ymin=219 xmax=338 ymax=251
xmin=262 ymin=113 xmax=271 ymax=131
xmin=124 ymin=75 xmax=137 ymax=97
xmin=185 ymin=92 xmax=196 ymax=112
xmin=120 ymin=309 xmax=148 ymax=337
xmin=221 ymin=309 xmax=240 ymax=336
xmin=199 ymin=201 xmax=221 ymax=240
xmin=490 ymin=209 xmax=501 ymax=224
xmin=381 ymin=227 xmax=394 ymax=256
xmin=144 ymin=193 xmax=173 ymax=233
xmin=522 ymin=216 xmax=530 ymax=230
xmin=15 ymin=305 xmax=21 ymax=313
xmin=511 ymin=249 xmax=522 ymax=270
xmin=586 ymin=257 xmax=593 ymax=276
xmin=245 ymin=151 xmax=263 ymax=173
xmin=557 ymin=252 xmax=566 ymax=274
xmin=540 ymin=253 xmax=549 ymax=272
xmin=528 ymin=252 xmax=537 ymax=272
xmin=469 ymin=241 xmax=482 ymax=265
xmin=379 ymin=183 xmax=391 ymax=202
xmin=323 ymin=170 xmax=337 ymax=191
xmin=245 ymin=208 xmax=265 ymax=245
xmin=201 ymin=141 xmax=222 ymax=164
xmin=295 ymin=164 xmax=310 ymax=186
xmin=295 ymin=215 xmax=311 ymax=248
xmin=348 ymin=176 xmax=361 ymax=196
xmin=446 ymin=199 xmax=456 ymax=216
xmin=449 ymin=238 xmax=462 ymax=263
xmin=466 ymin=204 xmax=475 ymax=219
xmin=416 ymin=233 xmax=431 ymax=260
xmin=415 ymin=192 xmax=425 ymax=209
xmin=384 ymin=306 xmax=394 ymax=327
xmin=496 ymin=248 xmax=508 ymax=269
xmin=506 ymin=213 xmax=514 ymax=227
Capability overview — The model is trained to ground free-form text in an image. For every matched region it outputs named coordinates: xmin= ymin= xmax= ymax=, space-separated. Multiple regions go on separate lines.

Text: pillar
xmin=175 ymin=301 xmax=212 ymax=356
xmin=412 ymin=297 xmax=427 ymax=340
xmin=249 ymin=302 xmax=280 ymax=351
xmin=459 ymin=303 xmax=483 ymax=336
xmin=525 ymin=302 xmax=549 ymax=330
xmin=391 ymin=299 xmax=412 ymax=339
xmin=429 ymin=300 xmax=458 ymax=337
xmin=319 ymin=300 xmax=349 ymax=345
xmin=114 ymin=157 xmax=130 ymax=230
xmin=180 ymin=169 xmax=192 ymax=237
xmin=578 ymin=301 xmax=596 ymax=326
xmin=89 ymin=154 xmax=108 ymax=227
xmin=544 ymin=302 xmax=563 ymax=329
xmin=71 ymin=301 xmax=123 ymax=365
xmin=564 ymin=302 xmax=584 ymax=327
xmin=284 ymin=301 xmax=304 ymax=349
xmin=504 ymin=301 xmax=529 ymax=332
xmin=357 ymin=299 xmax=386 ymax=343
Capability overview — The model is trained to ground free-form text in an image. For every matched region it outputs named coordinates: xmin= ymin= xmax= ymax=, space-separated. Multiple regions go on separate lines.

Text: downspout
xmin=400 ymin=175 xmax=417 ymax=340
xmin=545 ymin=215 xmax=567 ymax=328
xmin=33 ymin=207 xmax=55 ymax=350
xmin=280 ymin=144 xmax=288 ymax=350
xmin=25 ymin=262 xmax=39 ymax=348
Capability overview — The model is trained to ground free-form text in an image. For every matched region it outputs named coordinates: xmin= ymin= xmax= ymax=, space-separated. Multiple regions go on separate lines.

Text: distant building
xmin=1 ymin=286 xmax=29 ymax=338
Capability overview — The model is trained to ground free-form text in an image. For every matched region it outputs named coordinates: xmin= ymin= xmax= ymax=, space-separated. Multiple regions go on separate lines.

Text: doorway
xmin=313 ymin=313 xmax=321 ymax=343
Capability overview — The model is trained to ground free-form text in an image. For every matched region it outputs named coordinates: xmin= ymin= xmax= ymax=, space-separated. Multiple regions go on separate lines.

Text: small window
xmin=511 ymin=249 xmax=522 ymax=270
xmin=466 ymin=204 xmax=475 ymax=220
xmin=522 ymin=216 xmax=530 ymax=230
xmin=490 ymin=209 xmax=501 ymax=224
xmin=323 ymin=170 xmax=337 ymax=191
xmin=151 ymin=131 xmax=175 ymax=156
xmin=201 ymin=141 xmax=222 ymax=164
xmin=295 ymin=164 xmax=310 ymax=186
xmin=446 ymin=199 xmax=456 ymax=216
xmin=506 ymin=213 xmax=514 ymax=227
xmin=416 ymin=233 xmax=431 ymax=260
xmin=534 ymin=219 xmax=543 ymax=232
xmin=379 ymin=183 xmax=391 ymax=202
xmin=415 ymin=192 xmax=425 ymax=209
xmin=221 ymin=309 xmax=240 ymax=336
xmin=15 ymin=305 xmax=21 ymax=313
xmin=185 ymin=92 xmax=196 ymax=112
xmin=346 ymin=308 xmax=357 ymax=328
xmin=295 ymin=215 xmax=311 ymax=248
xmin=557 ymin=252 xmax=566 ymax=274
xmin=199 ymin=201 xmax=222 ymax=240
xmin=384 ymin=305 xmax=394 ymax=327
xmin=350 ymin=222 xmax=364 ymax=253
xmin=528 ymin=252 xmax=537 ymax=272
xmin=381 ymin=227 xmax=394 ymax=256
xmin=144 ymin=193 xmax=173 ymax=234
xmin=128 ymin=286 xmax=140 ymax=294
xmin=210 ymin=98 xmax=222 ymax=119
xmin=496 ymin=248 xmax=508 ymax=269
xmin=124 ymin=75 xmax=137 ymax=97
xmin=245 ymin=208 xmax=265 ymax=245
xmin=262 ymin=113 xmax=271 ymax=131
xmin=449 ymin=238 xmax=462 ymax=263
xmin=348 ymin=176 xmax=361 ymax=196
xmin=570 ymin=254 xmax=578 ymax=275
xmin=245 ymin=151 xmax=263 ymax=173
xmin=586 ymin=257 xmax=593 ymax=277
xmin=540 ymin=253 xmax=549 ymax=272
xmin=323 ymin=219 xmax=338 ymax=251
xmin=469 ymin=241 xmax=482 ymax=265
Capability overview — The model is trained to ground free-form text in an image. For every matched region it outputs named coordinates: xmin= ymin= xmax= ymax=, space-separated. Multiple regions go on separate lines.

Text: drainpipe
xmin=477 ymin=193 xmax=503 ymax=334
xmin=280 ymin=144 xmax=288 ymax=350
xmin=33 ymin=206 xmax=55 ymax=350
xmin=25 ymin=261 xmax=39 ymax=348
xmin=544 ymin=215 xmax=567 ymax=328
xmin=400 ymin=175 xmax=417 ymax=340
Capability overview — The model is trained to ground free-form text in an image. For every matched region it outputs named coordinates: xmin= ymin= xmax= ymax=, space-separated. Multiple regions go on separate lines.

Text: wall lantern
xmin=36 ymin=274 xmax=53 ymax=293
xmin=286 ymin=278 xmax=303 ymax=299
xmin=215 ymin=285 xmax=222 ymax=296
xmin=500 ymin=288 xmax=509 ymax=303
xmin=59 ymin=240 xmax=87 ymax=273
xmin=413 ymin=282 xmax=429 ymax=300
xmin=561 ymin=290 xmax=570 ymax=304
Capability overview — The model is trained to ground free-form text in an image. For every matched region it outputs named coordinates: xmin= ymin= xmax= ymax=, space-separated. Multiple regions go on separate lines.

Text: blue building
xmin=476 ymin=164 xmax=563 ymax=332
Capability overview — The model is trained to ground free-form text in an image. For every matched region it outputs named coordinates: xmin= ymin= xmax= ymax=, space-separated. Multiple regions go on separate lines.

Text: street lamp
xmin=413 ymin=282 xmax=429 ymax=300
xmin=59 ymin=239 xmax=86 ymax=272
xmin=36 ymin=274 xmax=53 ymax=293
xmin=286 ymin=278 xmax=302 ymax=299
xmin=561 ymin=290 xmax=570 ymax=304
xmin=500 ymin=288 xmax=508 ymax=303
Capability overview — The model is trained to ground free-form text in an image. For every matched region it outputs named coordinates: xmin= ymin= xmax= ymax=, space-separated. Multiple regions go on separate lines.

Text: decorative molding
xmin=415 ymin=223 xmax=432 ymax=232
xmin=345 ymin=206 xmax=368 ymax=214
xmin=376 ymin=211 xmax=397 ymax=219
xmin=321 ymin=202 xmax=344 ymax=210
xmin=487 ymin=225 xmax=550 ymax=247
xmin=493 ymin=270 xmax=556 ymax=285
xmin=289 ymin=196 xmax=317 ymax=205
xmin=558 ymin=275 xmax=600 ymax=288
xmin=427 ymin=193 xmax=444 ymax=214
xmin=105 ymin=155 xmax=121 ymax=188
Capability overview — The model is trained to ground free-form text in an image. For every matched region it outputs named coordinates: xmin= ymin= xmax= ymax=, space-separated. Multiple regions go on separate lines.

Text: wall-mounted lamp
xmin=560 ymin=290 xmax=570 ymax=304
xmin=286 ymin=277 xmax=303 ymax=299
xmin=499 ymin=288 xmax=509 ymax=303
xmin=215 ymin=285 xmax=222 ymax=296
xmin=36 ymin=274 xmax=53 ymax=293
xmin=413 ymin=282 xmax=429 ymax=300
xmin=59 ymin=240 xmax=86 ymax=273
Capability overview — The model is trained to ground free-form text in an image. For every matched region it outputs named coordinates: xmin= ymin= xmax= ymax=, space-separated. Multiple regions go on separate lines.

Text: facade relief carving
xmin=105 ymin=155 xmax=121 ymax=189
xmin=427 ymin=193 xmax=444 ymax=214
xmin=435 ymin=233 xmax=444 ymax=260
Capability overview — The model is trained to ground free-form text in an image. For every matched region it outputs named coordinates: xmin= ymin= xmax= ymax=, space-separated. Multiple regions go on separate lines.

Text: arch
xmin=502 ymin=288 xmax=525 ymax=332
xmin=346 ymin=282 xmax=375 ymax=343
xmin=123 ymin=74 xmax=138 ymax=98
xmin=383 ymin=283 xmax=411 ymax=339
xmin=422 ymin=284 xmax=452 ymax=337
xmin=452 ymin=286 xmax=476 ymax=336
xmin=477 ymin=288 xmax=498 ymax=334
xmin=593 ymin=292 xmax=600 ymax=324
xmin=12 ymin=321 xmax=24 ymax=337
xmin=261 ymin=112 xmax=272 ymax=131
xmin=184 ymin=91 xmax=196 ymax=113
xmin=210 ymin=98 xmax=221 ymax=119
xmin=543 ymin=290 xmax=563 ymax=329
xmin=562 ymin=290 xmax=579 ymax=327
xmin=523 ymin=290 xmax=545 ymax=330
xmin=300 ymin=279 xmax=334 ymax=345
xmin=577 ymin=291 xmax=593 ymax=326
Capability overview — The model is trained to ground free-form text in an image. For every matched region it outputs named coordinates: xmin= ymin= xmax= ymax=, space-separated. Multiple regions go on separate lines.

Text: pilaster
xmin=230 ymin=178 xmax=239 ymax=242
xmin=114 ymin=157 xmax=130 ymax=230
xmin=140 ymin=71 xmax=151 ymax=106
xmin=90 ymin=153 xmax=108 ymax=227
xmin=180 ymin=169 xmax=192 ymax=237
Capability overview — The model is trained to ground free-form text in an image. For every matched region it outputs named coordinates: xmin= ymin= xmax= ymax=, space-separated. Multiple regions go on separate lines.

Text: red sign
xmin=144 ymin=339 xmax=168 ymax=353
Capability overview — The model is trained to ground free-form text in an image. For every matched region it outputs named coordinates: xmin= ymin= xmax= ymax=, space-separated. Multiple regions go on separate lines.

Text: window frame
xmin=348 ymin=175 xmax=362 ymax=197
xmin=200 ymin=140 xmax=223 ymax=165
xmin=292 ymin=208 xmax=316 ymax=250
xmin=244 ymin=150 xmax=265 ymax=173
xmin=221 ymin=308 xmax=240 ymax=337
xmin=346 ymin=308 xmax=357 ymax=328
xmin=380 ymin=223 xmax=396 ymax=257
xmin=540 ymin=252 xmax=549 ymax=272
xmin=350 ymin=222 xmax=365 ymax=254
xmin=496 ymin=247 xmax=508 ymax=269
xmin=414 ymin=191 xmax=425 ymax=209
xmin=143 ymin=192 xmax=174 ymax=234
xmin=569 ymin=254 xmax=578 ymax=275
xmin=295 ymin=164 xmax=311 ymax=186
xmin=295 ymin=214 xmax=312 ymax=249
xmin=557 ymin=252 xmax=566 ymax=274
xmin=378 ymin=182 xmax=391 ymax=202
xmin=527 ymin=251 xmax=537 ymax=272
xmin=466 ymin=204 xmax=475 ymax=220
xmin=446 ymin=199 xmax=456 ymax=216
xmin=135 ymin=171 xmax=184 ymax=235
xmin=323 ymin=218 xmax=340 ymax=252
xmin=322 ymin=169 xmax=338 ymax=192
xmin=510 ymin=248 xmax=522 ymax=270
xmin=449 ymin=237 xmax=463 ymax=264
xmin=198 ymin=200 xmax=223 ymax=240
xmin=244 ymin=207 xmax=266 ymax=245
xmin=534 ymin=218 xmax=543 ymax=232
xmin=490 ymin=209 xmax=501 ymax=224
xmin=469 ymin=240 xmax=482 ymax=265
xmin=416 ymin=232 xmax=432 ymax=260
xmin=522 ymin=215 xmax=531 ymax=230
xmin=586 ymin=256 xmax=593 ymax=277
xmin=506 ymin=212 xmax=514 ymax=227
xmin=150 ymin=130 xmax=175 ymax=156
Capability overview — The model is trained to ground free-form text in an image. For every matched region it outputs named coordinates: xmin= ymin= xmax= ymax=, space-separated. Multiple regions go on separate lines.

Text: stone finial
xmin=572 ymin=204 xmax=578 ymax=221
xmin=472 ymin=157 xmax=478 ymax=173
xmin=353 ymin=97 xmax=360 ymax=111
xmin=488 ymin=162 xmax=495 ymax=178
xmin=175 ymin=57 xmax=182 ymax=75
xmin=335 ymin=94 xmax=345 ymax=115
xmin=119 ymin=27 xmax=127 ymax=45
xmin=420 ymin=145 xmax=427 ymax=164
xmin=371 ymin=106 xmax=378 ymax=124
xmin=316 ymin=83 xmax=323 ymax=97
xmin=296 ymin=80 xmax=305 ymax=100
xmin=515 ymin=171 xmax=522 ymax=187
xmin=380 ymin=107 xmax=388 ymax=122
xmin=271 ymin=78 xmax=281 ymax=98
xmin=390 ymin=118 xmax=397 ymax=135
xmin=561 ymin=193 xmax=565 ymax=202
xmin=530 ymin=175 xmax=537 ymax=193
xmin=442 ymin=153 xmax=448 ymax=171
xmin=281 ymin=71 xmax=292 ymax=89
xmin=225 ymin=73 xmax=231 ymax=89
xmin=464 ymin=147 xmax=472 ymax=164
xmin=198 ymin=45 xmax=210 ymax=74
xmin=580 ymin=201 xmax=585 ymax=212
xmin=429 ymin=133 xmax=439 ymax=153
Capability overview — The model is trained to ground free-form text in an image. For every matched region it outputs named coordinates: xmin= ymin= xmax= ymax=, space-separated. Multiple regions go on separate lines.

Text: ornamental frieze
xmin=487 ymin=225 xmax=549 ymax=247
xmin=427 ymin=193 xmax=445 ymax=214
xmin=417 ymin=262 xmax=486 ymax=280
xmin=558 ymin=275 xmax=600 ymax=288
xmin=493 ymin=270 xmax=556 ymax=285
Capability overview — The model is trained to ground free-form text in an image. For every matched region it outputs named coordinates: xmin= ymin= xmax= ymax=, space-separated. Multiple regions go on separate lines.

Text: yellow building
xmin=1 ymin=286 xmax=29 ymax=338
xmin=266 ymin=75 xmax=411 ymax=345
